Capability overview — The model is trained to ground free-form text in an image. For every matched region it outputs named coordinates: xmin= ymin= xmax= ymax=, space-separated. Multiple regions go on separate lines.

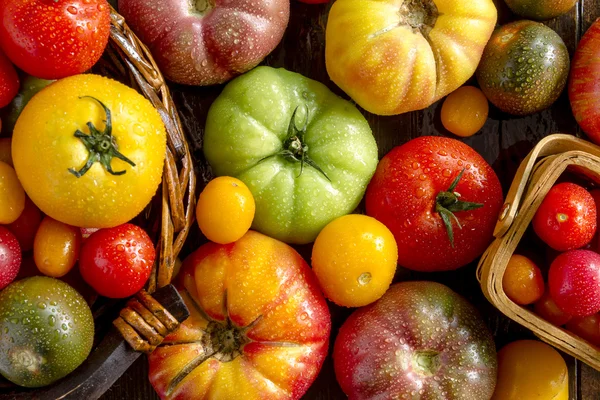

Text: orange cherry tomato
xmin=196 ymin=176 xmax=255 ymax=244
xmin=502 ymin=254 xmax=545 ymax=305
xmin=34 ymin=217 xmax=81 ymax=278
xmin=535 ymin=289 xmax=573 ymax=326
xmin=0 ymin=160 xmax=24 ymax=224
xmin=441 ymin=86 xmax=489 ymax=137
xmin=6 ymin=196 xmax=42 ymax=251
xmin=566 ymin=314 xmax=600 ymax=346
xmin=0 ymin=138 xmax=11 ymax=166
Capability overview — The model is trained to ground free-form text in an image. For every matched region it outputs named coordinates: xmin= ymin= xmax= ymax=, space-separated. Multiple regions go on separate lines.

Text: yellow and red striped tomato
xmin=148 ymin=231 xmax=331 ymax=400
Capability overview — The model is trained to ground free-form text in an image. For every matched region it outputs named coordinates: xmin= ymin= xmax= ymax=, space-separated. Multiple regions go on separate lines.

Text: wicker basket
xmin=477 ymin=133 xmax=600 ymax=370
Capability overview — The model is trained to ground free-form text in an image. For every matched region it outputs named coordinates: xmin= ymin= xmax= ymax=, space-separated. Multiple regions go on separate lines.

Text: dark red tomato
xmin=0 ymin=227 xmax=21 ymax=290
xmin=566 ymin=314 xmax=600 ymax=346
xmin=0 ymin=49 xmax=18 ymax=108
xmin=79 ymin=224 xmax=155 ymax=298
xmin=5 ymin=196 xmax=42 ymax=251
xmin=549 ymin=250 xmax=600 ymax=317
xmin=365 ymin=136 xmax=503 ymax=272
xmin=534 ymin=289 xmax=572 ymax=326
xmin=533 ymin=183 xmax=596 ymax=251
xmin=0 ymin=0 xmax=111 ymax=80
xmin=569 ymin=19 xmax=600 ymax=145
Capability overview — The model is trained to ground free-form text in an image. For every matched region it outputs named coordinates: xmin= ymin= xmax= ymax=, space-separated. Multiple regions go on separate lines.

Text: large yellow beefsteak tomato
xmin=325 ymin=0 xmax=498 ymax=115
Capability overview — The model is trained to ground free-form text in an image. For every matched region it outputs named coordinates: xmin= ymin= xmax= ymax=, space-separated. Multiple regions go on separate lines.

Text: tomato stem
xmin=68 ymin=97 xmax=136 ymax=178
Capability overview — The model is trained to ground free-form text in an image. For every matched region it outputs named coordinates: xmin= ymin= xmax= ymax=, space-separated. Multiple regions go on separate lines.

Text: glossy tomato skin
xmin=533 ymin=183 xmax=596 ymax=251
xmin=79 ymin=224 xmax=155 ymax=298
xmin=570 ymin=19 xmax=600 ymax=145
xmin=5 ymin=196 xmax=41 ymax=252
xmin=148 ymin=231 xmax=331 ymax=400
xmin=365 ymin=136 xmax=503 ymax=271
xmin=566 ymin=314 xmax=600 ymax=346
xmin=535 ymin=289 xmax=572 ymax=326
xmin=0 ymin=49 xmax=18 ymax=108
xmin=504 ymin=0 xmax=577 ymax=20
xmin=334 ymin=281 xmax=497 ymax=399
xmin=0 ymin=227 xmax=21 ymax=290
xmin=0 ymin=0 xmax=110 ymax=80
xmin=549 ymin=250 xmax=600 ymax=317
xmin=34 ymin=217 xmax=81 ymax=278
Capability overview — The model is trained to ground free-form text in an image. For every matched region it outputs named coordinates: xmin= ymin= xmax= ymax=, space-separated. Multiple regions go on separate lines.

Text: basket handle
xmin=494 ymin=134 xmax=600 ymax=238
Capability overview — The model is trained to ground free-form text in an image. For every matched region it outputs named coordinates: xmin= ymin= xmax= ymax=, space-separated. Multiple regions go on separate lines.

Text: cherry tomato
xmin=0 ymin=161 xmax=25 ymax=224
xmin=535 ymin=289 xmax=572 ymax=326
xmin=6 ymin=196 xmax=42 ymax=251
xmin=196 ymin=176 xmax=255 ymax=244
xmin=0 ymin=0 xmax=111 ymax=79
xmin=79 ymin=224 xmax=155 ymax=298
xmin=0 ymin=138 xmax=11 ymax=166
xmin=34 ymin=217 xmax=81 ymax=278
xmin=312 ymin=214 xmax=398 ymax=307
xmin=0 ymin=226 xmax=21 ymax=289
xmin=533 ymin=183 xmax=596 ymax=251
xmin=441 ymin=86 xmax=489 ymax=137
xmin=0 ymin=49 xmax=18 ymax=108
xmin=549 ymin=250 xmax=600 ymax=317
xmin=566 ymin=314 xmax=600 ymax=346
xmin=502 ymin=254 xmax=545 ymax=305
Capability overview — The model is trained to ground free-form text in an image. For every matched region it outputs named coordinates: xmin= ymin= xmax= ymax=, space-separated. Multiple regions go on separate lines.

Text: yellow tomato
xmin=0 ymin=138 xmax=11 ymax=166
xmin=34 ymin=217 xmax=81 ymax=278
xmin=196 ymin=177 xmax=255 ymax=244
xmin=502 ymin=254 xmax=545 ymax=305
xmin=312 ymin=214 xmax=398 ymax=307
xmin=441 ymin=86 xmax=489 ymax=137
xmin=12 ymin=74 xmax=166 ymax=228
xmin=492 ymin=340 xmax=568 ymax=400
xmin=0 ymin=161 xmax=25 ymax=224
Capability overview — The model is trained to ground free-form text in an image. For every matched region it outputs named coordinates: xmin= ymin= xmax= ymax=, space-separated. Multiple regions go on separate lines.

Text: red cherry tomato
xmin=0 ymin=0 xmax=111 ymax=79
xmin=566 ymin=314 xmax=600 ymax=346
xmin=5 ymin=197 xmax=42 ymax=251
xmin=533 ymin=183 xmax=596 ymax=251
xmin=534 ymin=289 xmax=572 ymax=326
xmin=79 ymin=224 xmax=155 ymax=298
xmin=0 ymin=226 xmax=21 ymax=289
xmin=0 ymin=49 xmax=19 ymax=108
xmin=549 ymin=250 xmax=600 ymax=317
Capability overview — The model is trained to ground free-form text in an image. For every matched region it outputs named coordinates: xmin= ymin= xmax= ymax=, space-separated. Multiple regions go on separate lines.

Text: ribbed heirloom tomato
xmin=148 ymin=231 xmax=331 ymax=400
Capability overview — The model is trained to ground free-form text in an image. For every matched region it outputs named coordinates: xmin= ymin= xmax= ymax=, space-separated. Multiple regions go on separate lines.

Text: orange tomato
xmin=0 ymin=161 xmax=24 ymax=224
xmin=196 ymin=176 xmax=255 ymax=244
xmin=0 ymin=138 xmax=11 ymax=166
xmin=502 ymin=254 xmax=545 ymax=305
xmin=441 ymin=86 xmax=489 ymax=137
xmin=34 ymin=217 xmax=82 ymax=277
xmin=312 ymin=214 xmax=398 ymax=307
xmin=566 ymin=314 xmax=600 ymax=346
xmin=6 ymin=196 xmax=42 ymax=251
xmin=492 ymin=340 xmax=568 ymax=400
xmin=535 ymin=289 xmax=572 ymax=326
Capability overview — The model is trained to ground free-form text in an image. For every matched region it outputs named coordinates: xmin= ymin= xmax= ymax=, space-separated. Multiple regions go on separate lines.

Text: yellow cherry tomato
xmin=312 ymin=214 xmax=398 ymax=307
xmin=492 ymin=340 xmax=568 ymax=400
xmin=502 ymin=254 xmax=545 ymax=305
xmin=196 ymin=176 xmax=255 ymax=244
xmin=0 ymin=161 xmax=25 ymax=224
xmin=0 ymin=138 xmax=11 ymax=166
xmin=441 ymin=86 xmax=489 ymax=137
xmin=34 ymin=217 xmax=82 ymax=278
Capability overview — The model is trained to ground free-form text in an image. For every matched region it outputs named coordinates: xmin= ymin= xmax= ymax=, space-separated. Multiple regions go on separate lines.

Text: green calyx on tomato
xmin=68 ymin=96 xmax=136 ymax=178
xmin=435 ymin=169 xmax=484 ymax=247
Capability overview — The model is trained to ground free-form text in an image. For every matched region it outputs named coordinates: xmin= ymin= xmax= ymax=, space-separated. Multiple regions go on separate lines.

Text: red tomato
xmin=80 ymin=227 xmax=99 ymax=241
xmin=0 ymin=226 xmax=21 ymax=289
xmin=533 ymin=183 xmax=596 ymax=251
xmin=5 ymin=196 xmax=42 ymax=251
xmin=0 ymin=0 xmax=111 ymax=80
xmin=566 ymin=314 xmax=600 ymax=346
xmin=534 ymin=289 xmax=572 ymax=326
xmin=569 ymin=19 xmax=600 ymax=144
xmin=549 ymin=250 xmax=600 ymax=317
xmin=365 ymin=136 xmax=503 ymax=271
xmin=0 ymin=49 xmax=18 ymax=108
xmin=79 ymin=224 xmax=155 ymax=298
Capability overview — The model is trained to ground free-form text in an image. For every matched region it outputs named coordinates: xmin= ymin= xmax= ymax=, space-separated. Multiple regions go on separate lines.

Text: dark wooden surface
xmin=102 ymin=1 xmax=600 ymax=399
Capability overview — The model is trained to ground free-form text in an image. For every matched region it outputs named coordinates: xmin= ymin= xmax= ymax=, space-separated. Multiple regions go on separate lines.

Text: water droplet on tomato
xmin=67 ymin=5 xmax=77 ymax=14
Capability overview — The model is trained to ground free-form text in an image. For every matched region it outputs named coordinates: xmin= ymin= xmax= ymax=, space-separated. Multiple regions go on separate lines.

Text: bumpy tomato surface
xmin=12 ymin=74 xmax=166 ymax=228
xmin=148 ymin=231 xmax=331 ymax=400
xmin=325 ymin=0 xmax=497 ymax=115
xmin=0 ymin=0 xmax=110 ymax=79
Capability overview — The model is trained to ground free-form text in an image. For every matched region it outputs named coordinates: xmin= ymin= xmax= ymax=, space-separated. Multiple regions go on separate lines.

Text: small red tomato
xmin=549 ymin=250 xmax=600 ymax=317
xmin=566 ymin=314 xmax=600 ymax=346
xmin=79 ymin=224 xmax=155 ymax=298
xmin=0 ymin=0 xmax=111 ymax=79
xmin=534 ymin=289 xmax=572 ymax=326
xmin=5 ymin=197 xmax=42 ymax=251
xmin=533 ymin=183 xmax=596 ymax=251
xmin=0 ymin=49 xmax=19 ymax=108
xmin=0 ymin=226 xmax=21 ymax=289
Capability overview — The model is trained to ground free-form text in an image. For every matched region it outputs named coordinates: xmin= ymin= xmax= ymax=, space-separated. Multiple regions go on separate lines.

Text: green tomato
xmin=204 ymin=67 xmax=378 ymax=244
xmin=0 ymin=75 xmax=54 ymax=135
xmin=0 ymin=276 xmax=94 ymax=387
